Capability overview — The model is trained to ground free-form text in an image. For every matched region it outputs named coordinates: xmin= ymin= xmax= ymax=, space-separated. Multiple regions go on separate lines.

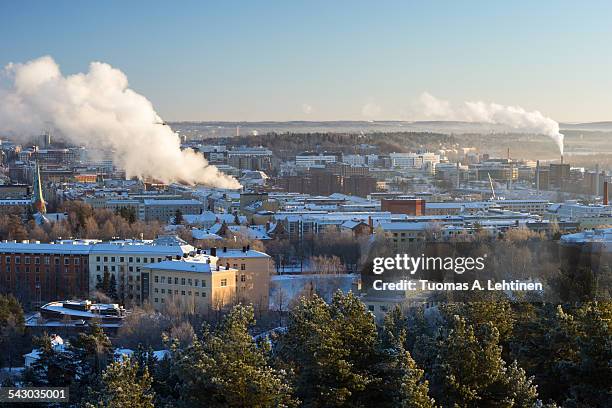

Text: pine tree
xmin=84 ymin=357 xmax=155 ymax=408
xmin=279 ymin=292 xmax=375 ymax=406
xmin=174 ymin=304 xmax=296 ymax=407
xmin=108 ymin=274 xmax=118 ymax=300
xmin=431 ymin=315 xmax=538 ymax=407
xmin=369 ymin=308 xmax=435 ymax=408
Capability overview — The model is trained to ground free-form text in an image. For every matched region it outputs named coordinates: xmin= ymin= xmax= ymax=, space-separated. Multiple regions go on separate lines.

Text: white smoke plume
xmin=416 ymin=92 xmax=564 ymax=155
xmin=0 ymin=56 xmax=241 ymax=188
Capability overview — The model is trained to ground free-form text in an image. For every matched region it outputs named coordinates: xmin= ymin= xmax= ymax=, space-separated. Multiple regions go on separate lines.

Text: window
xmin=241 ymin=264 xmax=246 ymax=270
xmin=120 ymin=257 xmax=124 ymax=262
xmin=240 ymin=275 xmax=246 ymax=282
xmin=220 ymin=278 xmax=227 ymax=287
xmin=202 ymin=292 xmax=206 ymax=297
xmin=188 ymin=291 xmax=192 ymax=296
xmin=111 ymin=257 xmax=115 ymax=262
xmin=195 ymin=292 xmax=199 ymax=296
xmin=129 ymin=257 xmax=133 ymax=262
xmin=368 ymin=305 xmax=375 ymax=312
xmin=181 ymin=290 xmax=186 ymax=295
xmin=96 ymin=265 xmax=101 ymax=271
xmin=154 ymin=298 xmax=158 ymax=303
xmin=104 ymin=257 xmax=108 ymax=262
xmin=111 ymin=266 xmax=116 ymax=272
xmin=154 ymin=288 xmax=159 ymax=293
xmin=136 ymin=257 xmax=140 ymax=263
xmin=154 ymin=276 xmax=159 ymax=283
xmin=64 ymin=258 xmax=70 ymax=265
xmin=15 ymin=257 xmax=20 ymax=264
xmin=4 ymin=257 xmax=8 ymax=264
xmin=194 ymin=279 xmax=199 ymax=287
xmin=201 ymin=280 xmax=206 ymax=287
xmin=174 ymin=277 xmax=178 ymax=284
xmin=75 ymin=258 xmax=80 ymax=265
xmin=44 ymin=257 xmax=49 ymax=265
xmin=96 ymin=256 xmax=100 ymax=262
xmin=181 ymin=278 xmax=185 ymax=285
xmin=161 ymin=289 xmax=165 ymax=294
xmin=128 ymin=266 xmax=133 ymax=272
xmin=161 ymin=298 xmax=164 ymax=303
xmin=35 ymin=257 xmax=40 ymax=264
xmin=188 ymin=278 xmax=192 ymax=286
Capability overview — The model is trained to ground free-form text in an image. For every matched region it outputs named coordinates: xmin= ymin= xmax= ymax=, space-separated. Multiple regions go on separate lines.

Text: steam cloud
xmin=0 ymin=56 xmax=241 ymax=188
xmin=417 ymin=92 xmax=564 ymax=154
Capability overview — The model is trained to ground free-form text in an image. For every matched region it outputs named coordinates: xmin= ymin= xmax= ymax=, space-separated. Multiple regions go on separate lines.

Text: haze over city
xmin=2 ymin=0 xmax=612 ymax=122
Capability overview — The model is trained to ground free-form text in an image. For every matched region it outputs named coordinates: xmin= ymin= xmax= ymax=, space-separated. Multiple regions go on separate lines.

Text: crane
xmin=488 ymin=173 xmax=496 ymax=200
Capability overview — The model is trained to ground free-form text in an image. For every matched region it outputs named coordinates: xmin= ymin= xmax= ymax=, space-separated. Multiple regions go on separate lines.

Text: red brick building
xmin=0 ymin=241 xmax=91 ymax=307
xmin=381 ymin=198 xmax=426 ymax=215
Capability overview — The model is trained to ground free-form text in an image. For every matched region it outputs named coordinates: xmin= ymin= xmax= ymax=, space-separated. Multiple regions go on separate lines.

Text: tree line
xmin=5 ymin=292 xmax=610 ymax=407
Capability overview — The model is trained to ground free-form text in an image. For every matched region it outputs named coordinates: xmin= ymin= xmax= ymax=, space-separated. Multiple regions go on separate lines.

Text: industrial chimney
xmin=535 ymin=160 xmax=540 ymax=193
xmin=604 ymin=181 xmax=609 ymax=206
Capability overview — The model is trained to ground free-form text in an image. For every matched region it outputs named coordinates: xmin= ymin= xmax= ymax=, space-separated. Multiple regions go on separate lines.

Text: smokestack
xmin=507 ymin=147 xmax=510 ymax=161
xmin=604 ymin=182 xmax=609 ymax=206
xmin=595 ymin=164 xmax=600 ymax=196
xmin=536 ymin=160 xmax=540 ymax=193
xmin=456 ymin=162 xmax=460 ymax=189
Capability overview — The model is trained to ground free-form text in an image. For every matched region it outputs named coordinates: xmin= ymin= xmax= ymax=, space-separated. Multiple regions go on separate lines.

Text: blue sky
xmin=1 ymin=0 xmax=612 ymax=121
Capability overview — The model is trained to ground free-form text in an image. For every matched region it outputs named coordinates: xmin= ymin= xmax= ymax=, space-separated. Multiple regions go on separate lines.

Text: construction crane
xmin=487 ymin=173 xmax=496 ymax=200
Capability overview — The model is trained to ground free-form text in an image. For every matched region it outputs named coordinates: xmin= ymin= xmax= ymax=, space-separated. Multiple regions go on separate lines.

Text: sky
xmin=1 ymin=0 xmax=612 ymax=122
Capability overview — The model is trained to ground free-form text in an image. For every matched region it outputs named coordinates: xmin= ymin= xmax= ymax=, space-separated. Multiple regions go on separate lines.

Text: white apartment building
xmin=389 ymin=152 xmax=440 ymax=171
xmin=88 ymin=236 xmax=195 ymax=304
xmin=295 ymin=153 xmax=337 ymax=167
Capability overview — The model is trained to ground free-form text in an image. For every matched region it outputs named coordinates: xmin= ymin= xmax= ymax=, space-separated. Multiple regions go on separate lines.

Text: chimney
xmin=604 ymin=182 xmax=609 ymax=206
xmin=536 ymin=160 xmax=540 ymax=193
xmin=456 ymin=162 xmax=460 ymax=189
xmin=595 ymin=164 xmax=600 ymax=196
xmin=210 ymin=247 xmax=217 ymax=257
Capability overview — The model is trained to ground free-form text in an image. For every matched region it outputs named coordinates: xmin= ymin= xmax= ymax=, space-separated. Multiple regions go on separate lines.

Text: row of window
xmin=2 ymin=256 xmax=81 ymax=265
xmin=95 ymin=256 xmax=164 ymax=264
xmin=154 ymin=275 xmax=207 ymax=287
xmin=154 ymin=288 xmax=208 ymax=296
xmin=1 ymin=266 xmax=80 ymax=274
xmin=153 ymin=289 xmax=207 ymax=303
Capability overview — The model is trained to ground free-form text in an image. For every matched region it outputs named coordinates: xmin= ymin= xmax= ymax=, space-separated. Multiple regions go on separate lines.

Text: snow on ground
xmin=269 ymin=273 xmax=359 ymax=311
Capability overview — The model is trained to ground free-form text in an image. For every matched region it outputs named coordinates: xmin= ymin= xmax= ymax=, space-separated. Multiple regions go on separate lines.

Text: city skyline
xmin=2 ymin=1 xmax=612 ymax=122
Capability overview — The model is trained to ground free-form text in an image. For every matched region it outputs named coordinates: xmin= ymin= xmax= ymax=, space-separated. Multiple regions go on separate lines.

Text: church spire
xmin=32 ymin=162 xmax=47 ymax=214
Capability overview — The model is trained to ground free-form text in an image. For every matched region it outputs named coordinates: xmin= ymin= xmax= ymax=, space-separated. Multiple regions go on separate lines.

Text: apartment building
xmin=144 ymin=258 xmax=237 ymax=314
xmin=88 ymin=236 xmax=195 ymax=304
xmin=141 ymin=246 xmax=272 ymax=312
xmin=143 ymin=199 xmax=205 ymax=222
xmin=0 ymin=240 xmax=92 ymax=307
xmin=206 ymin=246 xmax=272 ymax=311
